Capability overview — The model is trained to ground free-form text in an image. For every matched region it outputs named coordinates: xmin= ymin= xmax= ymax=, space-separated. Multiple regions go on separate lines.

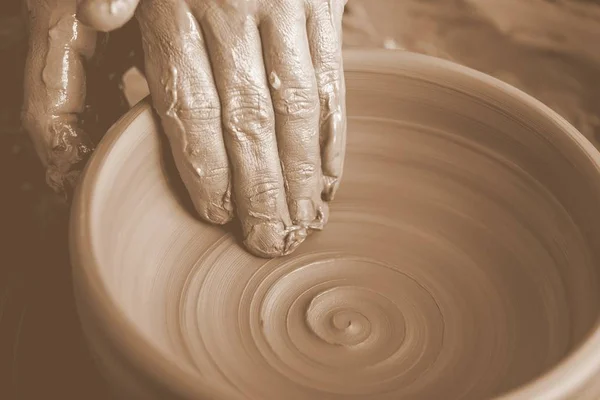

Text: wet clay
xmin=71 ymin=51 xmax=600 ymax=399
xmin=66 ymin=0 xmax=347 ymax=258
xmin=23 ymin=0 xmax=97 ymax=197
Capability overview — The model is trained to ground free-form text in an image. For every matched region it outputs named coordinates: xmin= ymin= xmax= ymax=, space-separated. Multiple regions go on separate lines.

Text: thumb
xmin=77 ymin=0 xmax=140 ymax=32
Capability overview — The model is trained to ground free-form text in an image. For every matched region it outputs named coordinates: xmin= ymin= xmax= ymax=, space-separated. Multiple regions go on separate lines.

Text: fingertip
xmin=322 ymin=175 xmax=340 ymax=201
xmin=290 ymin=198 xmax=330 ymax=231
xmin=315 ymin=201 xmax=329 ymax=228
xmin=321 ymin=106 xmax=344 ymax=173
xmin=77 ymin=0 xmax=138 ymax=32
xmin=206 ymin=206 xmax=235 ymax=225
xmin=46 ymin=166 xmax=81 ymax=202
xmin=290 ymin=198 xmax=316 ymax=226
xmin=193 ymin=196 xmax=235 ymax=226
xmin=304 ymin=200 xmax=329 ymax=233
xmin=283 ymin=227 xmax=308 ymax=256
xmin=320 ymin=106 xmax=345 ymax=201
xmin=243 ymin=221 xmax=287 ymax=258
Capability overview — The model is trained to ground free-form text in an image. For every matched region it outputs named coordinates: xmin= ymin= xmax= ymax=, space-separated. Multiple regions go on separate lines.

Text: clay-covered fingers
xmin=132 ymin=0 xmax=344 ymax=258
xmin=137 ymin=1 xmax=233 ymax=224
xmin=76 ymin=0 xmax=140 ymax=32
xmin=259 ymin=1 xmax=329 ymax=234
xmin=307 ymin=0 xmax=347 ymax=201
xmin=22 ymin=0 xmax=96 ymax=199
xmin=195 ymin=5 xmax=300 ymax=258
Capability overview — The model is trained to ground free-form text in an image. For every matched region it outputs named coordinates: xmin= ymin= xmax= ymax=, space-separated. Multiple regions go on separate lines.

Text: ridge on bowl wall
xmin=70 ymin=50 xmax=600 ymax=399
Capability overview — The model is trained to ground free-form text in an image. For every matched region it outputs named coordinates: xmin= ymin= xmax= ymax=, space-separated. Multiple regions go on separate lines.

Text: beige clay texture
xmin=14 ymin=1 xmax=600 ymax=399
xmin=71 ymin=51 xmax=600 ymax=399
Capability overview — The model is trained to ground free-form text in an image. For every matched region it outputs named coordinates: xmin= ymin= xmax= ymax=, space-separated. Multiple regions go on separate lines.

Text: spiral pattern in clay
xmin=83 ymin=56 xmax=600 ymax=400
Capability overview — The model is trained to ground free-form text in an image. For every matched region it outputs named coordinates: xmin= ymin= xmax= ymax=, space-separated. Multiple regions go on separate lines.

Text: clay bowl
xmin=70 ymin=50 xmax=600 ymax=399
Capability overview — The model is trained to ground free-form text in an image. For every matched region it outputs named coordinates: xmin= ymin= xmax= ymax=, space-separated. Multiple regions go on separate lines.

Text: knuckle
xmin=158 ymin=87 xmax=221 ymax=125
xmin=184 ymin=141 xmax=203 ymax=157
xmin=22 ymin=111 xmax=91 ymax=156
xmin=284 ymin=161 xmax=318 ymax=184
xmin=316 ymin=68 xmax=342 ymax=92
xmin=21 ymin=105 xmax=55 ymax=134
xmin=181 ymin=151 xmax=230 ymax=184
xmin=196 ymin=165 xmax=230 ymax=183
xmin=244 ymin=179 xmax=281 ymax=207
xmin=222 ymin=87 xmax=274 ymax=143
xmin=177 ymin=100 xmax=221 ymax=124
xmin=272 ymin=84 xmax=319 ymax=118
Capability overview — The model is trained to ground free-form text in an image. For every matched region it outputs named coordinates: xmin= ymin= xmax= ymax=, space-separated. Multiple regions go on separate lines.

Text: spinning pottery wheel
xmin=70 ymin=50 xmax=600 ymax=399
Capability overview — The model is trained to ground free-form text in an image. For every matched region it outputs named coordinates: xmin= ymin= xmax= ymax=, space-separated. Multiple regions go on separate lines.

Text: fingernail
xmin=302 ymin=203 xmax=329 ymax=234
xmin=322 ymin=175 xmax=339 ymax=201
xmin=199 ymin=186 xmax=234 ymax=225
xmin=218 ymin=186 xmax=235 ymax=222
xmin=321 ymin=109 xmax=344 ymax=177
xmin=243 ymin=221 xmax=286 ymax=258
xmin=204 ymin=204 xmax=233 ymax=225
xmin=292 ymin=199 xmax=315 ymax=225
xmin=312 ymin=202 xmax=329 ymax=230
xmin=280 ymin=203 xmax=330 ymax=256
xmin=283 ymin=227 xmax=308 ymax=256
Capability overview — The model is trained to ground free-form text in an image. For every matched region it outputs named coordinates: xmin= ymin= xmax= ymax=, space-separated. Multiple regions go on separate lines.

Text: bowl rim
xmin=70 ymin=49 xmax=600 ymax=399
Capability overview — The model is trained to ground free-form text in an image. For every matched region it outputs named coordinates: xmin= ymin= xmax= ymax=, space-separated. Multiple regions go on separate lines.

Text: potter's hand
xmin=22 ymin=0 xmax=97 ymax=198
xmin=78 ymin=0 xmax=347 ymax=258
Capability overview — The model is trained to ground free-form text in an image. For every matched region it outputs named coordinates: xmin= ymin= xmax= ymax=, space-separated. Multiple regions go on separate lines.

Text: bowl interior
xmin=77 ymin=51 xmax=600 ymax=400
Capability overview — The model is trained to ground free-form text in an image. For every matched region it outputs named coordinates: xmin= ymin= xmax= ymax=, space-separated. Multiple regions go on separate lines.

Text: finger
xmin=307 ymin=0 xmax=347 ymax=201
xmin=77 ymin=0 xmax=139 ymax=32
xmin=137 ymin=0 xmax=233 ymax=225
xmin=22 ymin=0 xmax=97 ymax=198
xmin=258 ymin=1 xmax=328 ymax=231
xmin=195 ymin=5 xmax=301 ymax=258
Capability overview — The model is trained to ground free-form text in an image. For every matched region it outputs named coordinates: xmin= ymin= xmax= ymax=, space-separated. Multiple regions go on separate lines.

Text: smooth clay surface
xmin=71 ymin=50 xmax=600 ymax=399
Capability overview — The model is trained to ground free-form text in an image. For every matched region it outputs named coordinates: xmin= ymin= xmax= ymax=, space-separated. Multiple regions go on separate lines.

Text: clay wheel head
xmin=71 ymin=50 xmax=600 ymax=399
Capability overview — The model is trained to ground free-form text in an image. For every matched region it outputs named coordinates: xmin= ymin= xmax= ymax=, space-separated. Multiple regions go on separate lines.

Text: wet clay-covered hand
xmin=22 ymin=0 xmax=97 ymax=198
xmin=77 ymin=0 xmax=348 ymax=258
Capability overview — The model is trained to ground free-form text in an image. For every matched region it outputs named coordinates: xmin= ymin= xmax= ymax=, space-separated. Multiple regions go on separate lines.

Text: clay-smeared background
xmin=2 ymin=0 xmax=600 ymax=398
